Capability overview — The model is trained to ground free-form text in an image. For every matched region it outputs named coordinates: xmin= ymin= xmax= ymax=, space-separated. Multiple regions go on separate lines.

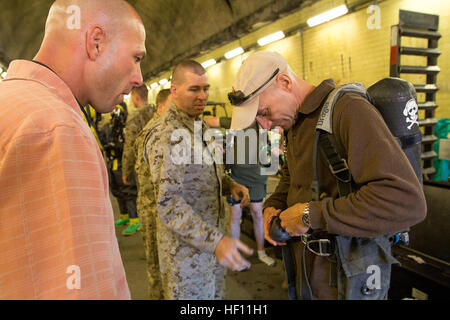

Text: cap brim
xmin=230 ymin=96 xmax=259 ymax=130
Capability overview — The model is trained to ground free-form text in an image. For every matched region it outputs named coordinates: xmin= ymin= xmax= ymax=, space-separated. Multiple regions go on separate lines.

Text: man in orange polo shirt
xmin=0 ymin=0 xmax=146 ymax=299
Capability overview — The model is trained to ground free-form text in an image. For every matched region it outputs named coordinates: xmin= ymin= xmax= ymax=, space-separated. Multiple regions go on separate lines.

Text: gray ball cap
xmin=229 ymin=51 xmax=288 ymax=130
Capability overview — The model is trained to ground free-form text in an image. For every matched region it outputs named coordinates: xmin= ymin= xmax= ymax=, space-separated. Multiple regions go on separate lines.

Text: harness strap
xmin=396 ymin=133 xmax=422 ymax=149
xmin=311 ymin=132 xmax=321 ymax=201
xmin=300 ymin=244 xmax=313 ymax=300
xmin=318 ymin=132 xmax=352 ymax=197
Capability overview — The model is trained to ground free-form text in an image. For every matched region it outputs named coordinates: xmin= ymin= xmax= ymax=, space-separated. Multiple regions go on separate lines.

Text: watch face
xmin=302 ymin=210 xmax=311 ymax=228
xmin=302 ymin=214 xmax=307 ymax=225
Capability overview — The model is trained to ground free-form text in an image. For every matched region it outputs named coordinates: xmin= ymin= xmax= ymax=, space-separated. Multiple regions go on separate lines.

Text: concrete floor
xmin=112 ymin=176 xmax=290 ymax=300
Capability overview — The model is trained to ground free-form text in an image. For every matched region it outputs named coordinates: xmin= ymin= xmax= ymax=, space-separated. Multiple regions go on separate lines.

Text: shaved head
xmin=44 ymin=0 xmax=142 ymax=40
xmin=171 ymin=60 xmax=206 ymax=85
xmin=35 ymin=0 xmax=146 ymax=113
xmin=170 ymin=60 xmax=209 ymax=117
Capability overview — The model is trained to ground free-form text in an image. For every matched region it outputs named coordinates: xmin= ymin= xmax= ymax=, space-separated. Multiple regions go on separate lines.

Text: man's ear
xmin=276 ymin=73 xmax=292 ymax=92
xmin=170 ymin=84 xmax=176 ymax=97
xmin=133 ymin=94 xmax=141 ymax=105
xmin=86 ymin=25 xmax=106 ymax=60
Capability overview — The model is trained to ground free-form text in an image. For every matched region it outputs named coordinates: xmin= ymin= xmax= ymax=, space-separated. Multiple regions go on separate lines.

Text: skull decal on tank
xmin=403 ymin=99 xmax=419 ymax=130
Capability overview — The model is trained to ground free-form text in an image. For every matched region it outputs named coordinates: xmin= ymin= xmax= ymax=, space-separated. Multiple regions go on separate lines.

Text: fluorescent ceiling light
xmin=159 ymin=78 xmax=168 ymax=85
xmin=150 ymin=82 xmax=158 ymax=89
xmin=257 ymin=31 xmax=285 ymax=46
xmin=224 ymin=47 xmax=244 ymax=59
xmin=307 ymin=4 xmax=348 ymax=27
xmin=201 ymin=59 xmax=216 ymax=68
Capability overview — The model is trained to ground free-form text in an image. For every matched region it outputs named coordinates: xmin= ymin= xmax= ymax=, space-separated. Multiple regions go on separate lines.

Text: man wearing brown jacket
xmin=228 ymin=51 xmax=427 ymax=300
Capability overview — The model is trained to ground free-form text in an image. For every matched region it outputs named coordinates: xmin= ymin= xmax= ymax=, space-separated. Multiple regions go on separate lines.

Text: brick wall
xmin=146 ymin=0 xmax=450 ymax=119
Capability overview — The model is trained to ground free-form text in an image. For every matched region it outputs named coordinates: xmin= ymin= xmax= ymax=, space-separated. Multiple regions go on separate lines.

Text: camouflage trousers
xmin=157 ymin=238 xmax=226 ymax=300
xmin=155 ymin=219 xmax=226 ymax=300
xmin=139 ymin=204 xmax=163 ymax=300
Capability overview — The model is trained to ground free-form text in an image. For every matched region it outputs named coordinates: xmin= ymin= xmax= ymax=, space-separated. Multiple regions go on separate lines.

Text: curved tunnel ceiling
xmin=0 ymin=0 xmax=309 ymax=81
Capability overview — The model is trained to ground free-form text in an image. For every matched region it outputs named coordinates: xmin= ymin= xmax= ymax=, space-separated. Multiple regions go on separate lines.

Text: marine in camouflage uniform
xmin=120 ymin=102 xmax=155 ymax=234
xmin=134 ymin=112 xmax=162 ymax=299
xmin=143 ymin=103 xmax=233 ymax=300
xmin=122 ymin=103 xmax=155 ymax=181
xmin=134 ymin=89 xmax=171 ymax=299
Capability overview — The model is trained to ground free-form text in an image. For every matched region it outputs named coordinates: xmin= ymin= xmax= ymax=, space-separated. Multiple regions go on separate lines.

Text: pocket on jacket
xmin=334 ymin=235 xmax=400 ymax=300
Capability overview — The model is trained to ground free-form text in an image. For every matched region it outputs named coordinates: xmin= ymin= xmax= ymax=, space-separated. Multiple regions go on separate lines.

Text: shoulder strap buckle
xmin=328 ymin=158 xmax=351 ymax=183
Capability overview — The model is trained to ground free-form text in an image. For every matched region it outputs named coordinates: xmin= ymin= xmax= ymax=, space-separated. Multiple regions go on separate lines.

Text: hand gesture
xmin=215 ymin=236 xmax=254 ymax=271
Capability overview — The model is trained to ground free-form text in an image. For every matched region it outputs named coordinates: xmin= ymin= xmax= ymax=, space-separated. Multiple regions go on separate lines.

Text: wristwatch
xmin=301 ymin=202 xmax=312 ymax=229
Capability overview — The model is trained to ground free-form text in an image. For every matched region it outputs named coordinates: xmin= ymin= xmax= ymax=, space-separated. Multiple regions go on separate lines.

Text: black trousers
xmin=107 ymin=160 xmax=138 ymax=219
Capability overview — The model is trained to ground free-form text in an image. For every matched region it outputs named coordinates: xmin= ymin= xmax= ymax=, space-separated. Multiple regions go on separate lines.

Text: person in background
xmin=0 ymin=0 xmax=146 ymax=299
xmin=134 ymin=88 xmax=171 ymax=299
xmin=204 ymin=116 xmax=275 ymax=266
xmin=119 ymin=85 xmax=154 ymax=235
xmin=228 ymin=120 xmax=275 ymax=267
xmin=99 ymin=102 xmax=137 ymax=233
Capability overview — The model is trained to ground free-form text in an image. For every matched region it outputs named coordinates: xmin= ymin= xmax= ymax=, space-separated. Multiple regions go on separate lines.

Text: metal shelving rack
xmin=390 ymin=10 xmax=441 ymax=180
